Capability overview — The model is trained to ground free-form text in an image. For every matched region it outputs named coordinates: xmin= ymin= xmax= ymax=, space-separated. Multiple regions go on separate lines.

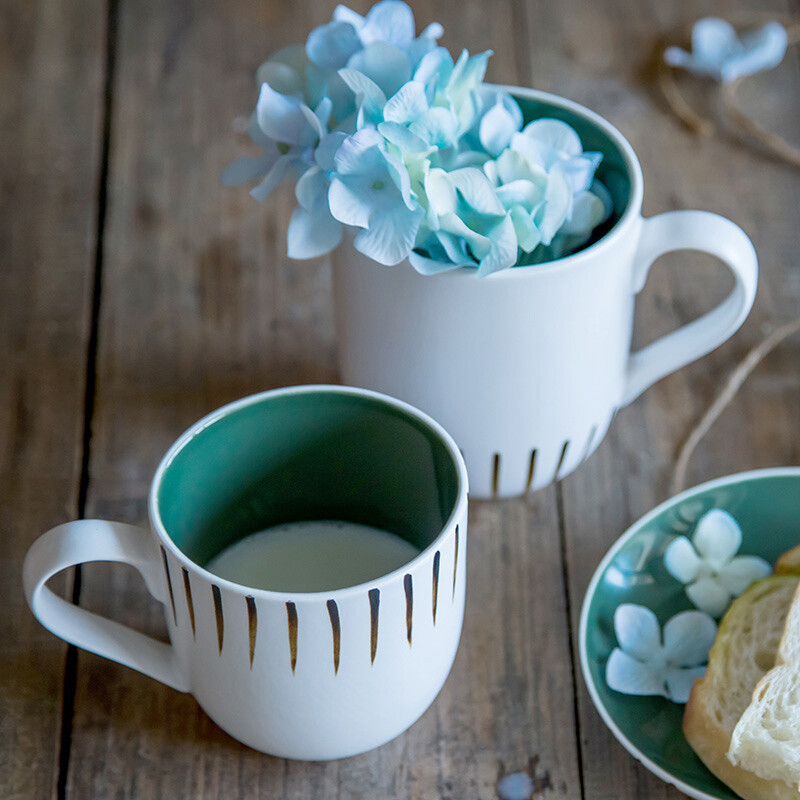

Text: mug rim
xmin=429 ymin=86 xmax=645 ymax=282
xmin=148 ymin=384 xmax=469 ymax=601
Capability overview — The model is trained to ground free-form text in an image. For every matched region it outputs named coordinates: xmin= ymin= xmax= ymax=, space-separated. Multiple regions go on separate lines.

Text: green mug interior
xmin=155 ymin=389 xmax=460 ymax=569
xmin=514 ymin=93 xmax=633 ymax=246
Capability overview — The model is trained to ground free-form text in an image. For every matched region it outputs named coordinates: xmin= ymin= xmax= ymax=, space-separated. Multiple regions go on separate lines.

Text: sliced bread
xmin=776 ymin=545 xmax=800 ymax=576
xmin=728 ymin=578 xmax=800 ymax=790
xmin=683 ymin=575 xmax=800 ymax=800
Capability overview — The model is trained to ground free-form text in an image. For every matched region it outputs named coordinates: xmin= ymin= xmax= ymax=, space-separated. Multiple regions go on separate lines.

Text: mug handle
xmin=23 ymin=520 xmax=189 ymax=691
xmin=621 ymin=210 xmax=758 ymax=406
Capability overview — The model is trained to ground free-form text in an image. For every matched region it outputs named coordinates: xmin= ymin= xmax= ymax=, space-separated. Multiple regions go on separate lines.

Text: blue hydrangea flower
xmin=664 ymin=18 xmax=787 ymax=83
xmin=606 ymin=604 xmax=717 ymax=703
xmin=223 ymin=0 xmax=614 ymax=273
xmin=328 ymin=129 xmax=424 ymax=265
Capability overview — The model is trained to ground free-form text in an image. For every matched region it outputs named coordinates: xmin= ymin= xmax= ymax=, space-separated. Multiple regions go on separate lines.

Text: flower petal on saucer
xmin=614 ymin=603 xmax=661 ymax=658
xmin=606 ymin=648 xmax=664 ymax=696
xmin=664 ymin=536 xmax=702 ymax=583
xmin=692 ymin=509 xmax=742 ymax=568
xmin=663 ymin=610 xmax=717 ymax=666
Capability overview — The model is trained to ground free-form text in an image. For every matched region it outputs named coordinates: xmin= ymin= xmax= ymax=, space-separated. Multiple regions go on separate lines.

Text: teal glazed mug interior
xmin=580 ymin=468 xmax=800 ymax=800
xmin=23 ymin=386 xmax=469 ymax=760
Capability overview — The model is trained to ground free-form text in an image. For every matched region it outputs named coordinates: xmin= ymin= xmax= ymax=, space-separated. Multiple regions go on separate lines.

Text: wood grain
xmin=4 ymin=0 xmax=796 ymax=798
xmin=64 ymin=0 xmax=582 ymax=798
xmin=0 ymin=1 xmax=107 ymax=798
xmin=531 ymin=0 xmax=800 ymax=797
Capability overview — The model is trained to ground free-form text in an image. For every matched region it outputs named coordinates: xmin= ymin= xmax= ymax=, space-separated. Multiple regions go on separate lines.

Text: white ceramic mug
xmin=331 ymin=88 xmax=758 ymax=499
xmin=23 ymin=386 xmax=469 ymax=760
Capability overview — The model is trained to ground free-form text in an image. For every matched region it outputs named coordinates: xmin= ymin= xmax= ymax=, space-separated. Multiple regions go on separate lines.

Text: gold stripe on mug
xmin=326 ymin=599 xmax=340 ymax=675
xmin=246 ymin=596 xmax=257 ymax=670
xmin=432 ymin=550 xmax=440 ymax=625
xmin=286 ymin=601 xmax=298 ymax=674
xmin=452 ymin=525 xmax=459 ymax=599
xmin=492 ymin=453 xmax=500 ymax=497
xmin=403 ymin=574 xmax=413 ymax=645
xmin=554 ymin=440 xmax=570 ymax=482
xmin=160 ymin=546 xmax=177 ymax=626
xmin=368 ymin=588 xmax=380 ymax=664
xmin=526 ymin=449 xmax=537 ymax=492
xmin=212 ymin=584 xmax=224 ymax=654
xmin=181 ymin=567 xmax=195 ymax=639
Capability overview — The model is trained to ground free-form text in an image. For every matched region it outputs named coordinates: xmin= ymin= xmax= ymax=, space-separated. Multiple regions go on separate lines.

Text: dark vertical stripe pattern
xmin=160 ymin=546 xmax=176 ymax=626
xmin=554 ymin=440 xmax=570 ymax=482
xmin=526 ymin=448 xmax=537 ymax=491
xmin=327 ymin=599 xmax=340 ymax=674
xmin=246 ymin=596 xmax=257 ymax=669
xmin=452 ymin=525 xmax=459 ymax=599
xmin=403 ymin=574 xmax=413 ymax=645
xmin=432 ymin=550 xmax=440 ymax=624
xmin=181 ymin=567 xmax=195 ymax=638
xmin=212 ymin=584 xmax=224 ymax=653
xmin=368 ymin=588 xmax=380 ymax=664
xmin=492 ymin=453 xmax=500 ymax=496
xmin=286 ymin=601 xmax=298 ymax=673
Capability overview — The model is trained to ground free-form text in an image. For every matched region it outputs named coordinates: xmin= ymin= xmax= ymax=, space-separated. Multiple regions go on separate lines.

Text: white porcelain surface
xmin=331 ymin=88 xmax=758 ymax=498
xmin=23 ymin=386 xmax=469 ymax=760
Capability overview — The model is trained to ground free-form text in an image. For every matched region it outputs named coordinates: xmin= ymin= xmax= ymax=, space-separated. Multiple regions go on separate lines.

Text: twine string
xmin=658 ymin=13 xmax=800 ymax=166
xmin=672 ymin=316 xmax=800 ymax=494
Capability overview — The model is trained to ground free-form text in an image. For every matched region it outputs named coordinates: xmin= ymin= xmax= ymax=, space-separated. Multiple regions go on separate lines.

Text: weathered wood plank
xmin=67 ymin=0 xmax=582 ymax=798
xmin=543 ymin=0 xmax=800 ymax=796
xmin=0 ymin=1 xmax=107 ymax=798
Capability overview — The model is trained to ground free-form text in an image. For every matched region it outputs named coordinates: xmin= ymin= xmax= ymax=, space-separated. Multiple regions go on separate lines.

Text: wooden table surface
xmin=3 ymin=0 xmax=799 ymax=797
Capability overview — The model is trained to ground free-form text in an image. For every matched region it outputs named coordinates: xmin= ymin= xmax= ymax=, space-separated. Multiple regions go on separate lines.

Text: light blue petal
xmin=446 ymin=49 xmax=491 ymax=110
xmin=495 ymin=149 xmax=548 ymax=186
xmin=665 ymin=666 xmax=706 ymax=703
xmin=537 ymin=170 xmax=571 ymax=244
xmin=358 ymin=0 xmax=415 ymax=48
xmin=306 ymin=20 xmax=362 ymax=71
xmin=353 ymin=204 xmax=424 ymax=265
xmin=716 ymin=556 xmax=772 ymax=596
xmin=337 ymin=68 xmax=387 ymax=125
xmin=477 ymin=213 xmax=518 ymax=277
xmin=249 ymin=156 xmax=301 ymax=202
xmin=287 ymin=204 xmax=342 ymax=259
xmin=314 ymin=96 xmax=333 ymax=130
xmin=220 ymin=155 xmax=273 ymax=186
xmin=436 ymin=231 xmax=473 ymax=265
xmin=295 ymin=165 xmax=328 ymax=211
xmin=408 ymin=107 xmax=458 ymax=148
xmin=420 ymin=21 xmax=444 ymax=40
xmin=378 ymin=121 xmax=431 ymax=154
xmin=383 ymin=81 xmax=429 ymax=124
xmin=692 ymin=509 xmax=742 ymax=568
xmin=479 ymin=99 xmax=521 ymax=157
xmin=255 ymin=45 xmax=307 ymax=95
xmin=559 ymin=152 xmax=603 ymax=193
xmin=561 ymin=190 xmax=605 ymax=236
xmin=256 ymin=83 xmax=316 ymax=147
xmin=438 ymin=212 xmax=491 ymax=258
xmin=328 ymin=177 xmax=372 ymax=228
xmin=332 ymin=5 xmax=364 ymax=28
xmin=591 ymin=180 xmax=614 ymax=222
xmin=384 ymin=149 xmax=416 ymax=210
xmin=614 ymin=603 xmax=661 ymax=658
xmin=686 ymin=577 xmax=731 ymax=618
xmin=425 ymin=167 xmax=457 ymax=216
xmin=409 ymin=250 xmax=464 ymax=275
xmin=448 ymin=168 xmax=505 ymax=216
xmin=497 ymin=773 xmax=534 ymax=800
xmin=413 ymin=47 xmax=453 ymax=92
xmin=508 ymin=206 xmax=541 ymax=253
xmin=495 ymin=179 xmax=545 ymax=209
xmin=663 ymin=610 xmax=717 ymax=667
xmin=347 ymin=42 xmax=412 ymax=99
xmin=606 ymin=648 xmax=665 ymax=697
xmin=724 ymin=21 xmax=787 ymax=81
xmin=521 ymin=118 xmax=583 ymax=160
xmin=332 ymin=128 xmax=384 ymax=175
xmin=693 ymin=17 xmax=739 ymax=64
xmin=664 ymin=536 xmax=702 ymax=584
xmin=315 ymin=131 xmax=347 ymax=172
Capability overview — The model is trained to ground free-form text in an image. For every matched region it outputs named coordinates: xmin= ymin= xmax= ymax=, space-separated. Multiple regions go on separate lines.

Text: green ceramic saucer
xmin=580 ymin=467 xmax=800 ymax=800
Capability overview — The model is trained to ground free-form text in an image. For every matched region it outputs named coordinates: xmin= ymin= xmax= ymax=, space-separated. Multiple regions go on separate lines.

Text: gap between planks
xmin=55 ymin=1 xmax=120 ymax=798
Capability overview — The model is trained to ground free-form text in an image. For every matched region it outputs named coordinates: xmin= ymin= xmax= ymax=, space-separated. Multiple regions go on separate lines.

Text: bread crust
xmin=684 ymin=680 xmax=799 ymax=800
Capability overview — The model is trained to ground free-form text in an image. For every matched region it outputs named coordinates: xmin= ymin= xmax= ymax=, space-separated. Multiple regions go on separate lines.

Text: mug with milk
xmin=23 ymin=385 xmax=469 ymax=760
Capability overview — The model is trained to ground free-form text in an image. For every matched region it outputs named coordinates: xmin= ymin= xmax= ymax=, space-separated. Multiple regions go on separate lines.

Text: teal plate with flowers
xmin=579 ymin=468 xmax=800 ymax=800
